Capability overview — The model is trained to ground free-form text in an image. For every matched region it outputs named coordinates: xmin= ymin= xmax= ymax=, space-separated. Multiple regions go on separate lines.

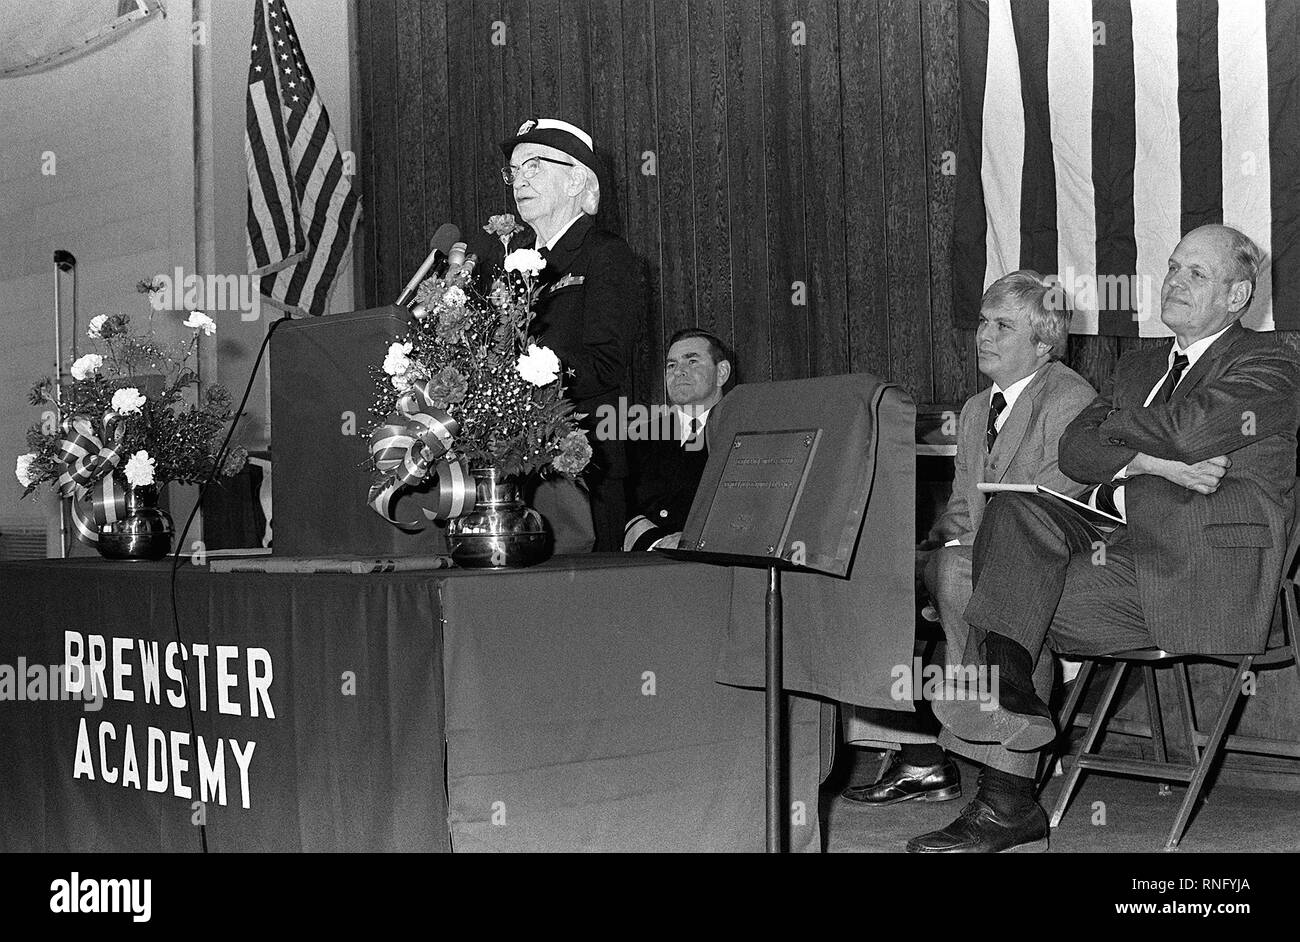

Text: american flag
xmin=245 ymin=0 xmax=360 ymax=317
xmin=955 ymin=0 xmax=1298 ymax=336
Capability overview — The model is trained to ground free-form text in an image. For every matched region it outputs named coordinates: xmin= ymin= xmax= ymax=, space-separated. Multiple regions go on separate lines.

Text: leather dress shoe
xmin=933 ymin=676 xmax=1055 ymax=751
xmin=906 ymin=799 xmax=1048 ymax=853
xmin=841 ymin=754 xmax=961 ymax=806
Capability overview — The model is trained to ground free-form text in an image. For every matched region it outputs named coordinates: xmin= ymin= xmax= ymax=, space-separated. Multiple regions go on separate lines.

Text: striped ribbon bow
xmin=367 ymin=382 xmax=475 ymax=529
xmin=55 ymin=414 xmax=128 ymax=545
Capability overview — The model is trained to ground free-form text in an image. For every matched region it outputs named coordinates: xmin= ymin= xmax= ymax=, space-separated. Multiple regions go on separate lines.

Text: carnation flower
xmin=442 ymin=286 xmax=467 ymax=307
xmin=221 ymin=446 xmax=249 ymax=477
xmin=110 ymin=387 xmax=146 ymax=415
xmin=15 ymin=453 xmax=39 ymax=488
xmin=484 ymin=213 xmax=525 ymax=245
xmin=428 ymin=367 xmax=468 ymax=406
xmin=87 ymin=314 xmax=109 ymax=339
xmin=124 ymin=450 xmax=156 ymax=486
xmin=504 ymin=248 xmax=546 ymax=276
xmin=383 ymin=341 xmax=413 ymax=376
xmin=516 ymin=344 xmax=561 ymax=386
xmin=70 ymin=353 xmax=103 ymax=381
xmin=552 ymin=430 xmax=592 ymax=475
xmin=98 ymin=314 xmax=129 ymax=339
xmin=183 ymin=310 xmax=217 ymax=336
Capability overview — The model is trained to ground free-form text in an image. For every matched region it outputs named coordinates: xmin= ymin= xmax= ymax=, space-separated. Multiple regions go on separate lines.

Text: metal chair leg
xmin=1174 ymin=661 xmax=1199 ymax=765
xmin=1050 ymin=661 xmax=1128 ymax=829
xmin=1038 ymin=659 xmax=1095 ymax=792
xmin=1141 ymin=664 xmax=1173 ymax=795
xmin=1163 ymin=656 xmax=1254 ymax=851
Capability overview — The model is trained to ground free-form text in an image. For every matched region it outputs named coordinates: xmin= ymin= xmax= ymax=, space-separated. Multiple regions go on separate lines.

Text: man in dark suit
xmin=843 ymin=270 xmax=1095 ymax=806
xmin=910 ymin=224 xmax=1300 ymax=853
xmin=624 ymin=329 xmax=734 ymax=552
xmin=497 ymin=117 xmax=645 ymax=552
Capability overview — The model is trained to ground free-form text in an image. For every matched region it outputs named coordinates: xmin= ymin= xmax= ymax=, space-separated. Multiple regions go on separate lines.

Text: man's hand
xmin=1128 ymin=452 xmax=1231 ymax=495
xmin=652 ymin=532 xmax=682 ymax=551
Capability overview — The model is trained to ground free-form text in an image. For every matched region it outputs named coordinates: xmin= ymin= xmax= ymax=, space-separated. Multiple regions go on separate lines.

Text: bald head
xmin=1160 ymin=225 xmax=1262 ymax=346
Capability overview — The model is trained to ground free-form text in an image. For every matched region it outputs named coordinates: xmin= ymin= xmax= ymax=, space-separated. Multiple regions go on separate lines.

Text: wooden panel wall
xmin=355 ymin=0 xmax=1198 ymax=407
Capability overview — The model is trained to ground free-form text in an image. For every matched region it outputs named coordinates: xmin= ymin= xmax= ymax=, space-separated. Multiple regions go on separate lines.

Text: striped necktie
xmin=986 ymin=391 xmax=1007 ymax=452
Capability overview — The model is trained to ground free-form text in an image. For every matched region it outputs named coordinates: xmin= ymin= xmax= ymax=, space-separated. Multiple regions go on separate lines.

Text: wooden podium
xmin=268 ymin=305 xmax=449 ymax=557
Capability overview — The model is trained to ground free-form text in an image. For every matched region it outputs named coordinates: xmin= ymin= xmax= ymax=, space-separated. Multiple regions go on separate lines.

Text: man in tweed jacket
xmin=913 ymin=224 xmax=1300 ymax=854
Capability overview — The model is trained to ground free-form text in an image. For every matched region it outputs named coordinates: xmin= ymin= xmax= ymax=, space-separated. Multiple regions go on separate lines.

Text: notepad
xmin=976 ymin=482 xmax=1125 ymax=527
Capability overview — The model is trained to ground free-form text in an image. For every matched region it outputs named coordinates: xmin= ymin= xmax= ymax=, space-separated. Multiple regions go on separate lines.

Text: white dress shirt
xmin=941 ymin=369 xmax=1041 ymax=546
xmin=989 ymin=367 xmax=1041 ymax=435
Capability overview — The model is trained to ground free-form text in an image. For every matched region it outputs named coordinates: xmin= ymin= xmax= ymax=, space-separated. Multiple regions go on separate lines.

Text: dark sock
xmin=982 ymin=631 xmax=1035 ymax=689
xmin=978 ymin=767 xmax=1036 ymax=817
xmin=897 ymin=742 xmax=945 ymax=766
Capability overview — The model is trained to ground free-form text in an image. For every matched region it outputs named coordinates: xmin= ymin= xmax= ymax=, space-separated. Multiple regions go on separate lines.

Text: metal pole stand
xmin=765 ymin=564 xmax=785 ymax=853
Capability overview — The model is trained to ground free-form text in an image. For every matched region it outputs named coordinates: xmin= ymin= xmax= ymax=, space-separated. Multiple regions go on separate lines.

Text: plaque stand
xmin=664 ymin=429 xmax=822 ymax=853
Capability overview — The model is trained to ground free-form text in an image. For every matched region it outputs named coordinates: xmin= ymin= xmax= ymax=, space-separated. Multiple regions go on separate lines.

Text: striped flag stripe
xmin=1219 ymin=0 xmax=1274 ymax=331
xmin=1267 ymin=0 xmax=1300 ymax=324
xmin=955 ymin=0 xmax=1294 ymax=335
xmin=1092 ymin=0 xmax=1138 ymax=335
xmin=1131 ymin=0 xmax=1181 ymax=336
xmin=981 ymin=0 xmax=1023 ymax=285
xmin=1011 ymin=1 xmax=1056 ymax=277
xmin=1177 ymin=0 xmax=1223 ymax=234
xmin=952 ymin=0 xmax=990 ymax=322
xmin=1047 ymin=1 xmax=1097 ymax=332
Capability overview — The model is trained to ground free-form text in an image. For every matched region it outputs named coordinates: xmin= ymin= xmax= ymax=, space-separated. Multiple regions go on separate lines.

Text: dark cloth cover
xmin=693 ymin=374 xmax=917 ymax=709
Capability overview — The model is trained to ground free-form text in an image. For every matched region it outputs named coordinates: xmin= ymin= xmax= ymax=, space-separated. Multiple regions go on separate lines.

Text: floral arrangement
xmin=15 ymin=281 xmax=245 ymax=504
xmin=367 ymin=215 xmax=591 ymax=525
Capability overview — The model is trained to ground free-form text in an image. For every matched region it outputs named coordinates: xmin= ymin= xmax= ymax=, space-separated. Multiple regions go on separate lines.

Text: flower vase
xmin=447 ymin=468 xmax=550 ymax=568
xmin=97 ymin=484 xmax=174 ymax=560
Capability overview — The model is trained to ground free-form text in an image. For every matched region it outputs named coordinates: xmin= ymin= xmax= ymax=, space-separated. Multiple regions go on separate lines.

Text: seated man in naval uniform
xmin=623 ymin=329 xmax=734 ymax=552
xmin=842 ymin=270 xmax=1095 ymax=807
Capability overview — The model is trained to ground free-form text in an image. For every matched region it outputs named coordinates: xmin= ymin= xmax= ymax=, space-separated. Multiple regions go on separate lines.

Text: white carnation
xmin=516 ymin=343 xmax=561 ymax=387
xmin=110 ymin=387 xmax=146 ymax=415
xmin=124 ymin=450 xmax=156 ymax=487
xmin=442 ymin=286 xmax=467 ymax=306
xmin=87 ymin=314 xmax=108 ymax=339
xmin=383 ymin=341 xmax=413 ymax=376
xmin=183 ymin=310 xmax=217 ymax=336
xmin=15 ymin=453 xmax=39 ymax=488
xmin=70 ymin=353 xmax=104 ymax=381
xmin=504 ymin=248 xmax=546 ymax=276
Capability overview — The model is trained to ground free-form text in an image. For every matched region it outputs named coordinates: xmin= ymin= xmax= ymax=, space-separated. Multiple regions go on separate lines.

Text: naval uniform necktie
xmin=682 ymin=416 xmax=701 ymax=449
xmin=986 ymin=391 xmax=1007 ymax=453
xmin=1093 ymin=352 xmax=1191 ymax=518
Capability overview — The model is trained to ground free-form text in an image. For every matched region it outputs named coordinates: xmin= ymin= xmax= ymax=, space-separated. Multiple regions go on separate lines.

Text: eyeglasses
xmin=500 ymin=155 xmax=574 ymax=185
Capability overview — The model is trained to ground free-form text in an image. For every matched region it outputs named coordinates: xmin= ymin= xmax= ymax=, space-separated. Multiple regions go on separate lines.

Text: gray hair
xmin=1214 ymin=225 xmax=1264 ymax=313
xmin=572 ymin=159 xmax=600 ymax=215
xmin=981 ymin=269 xmax=1071 ymax=359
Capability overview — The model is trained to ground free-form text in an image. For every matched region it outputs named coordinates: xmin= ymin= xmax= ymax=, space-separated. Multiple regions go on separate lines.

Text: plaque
xmin=682 ymin=429 xmax=821 ymax=560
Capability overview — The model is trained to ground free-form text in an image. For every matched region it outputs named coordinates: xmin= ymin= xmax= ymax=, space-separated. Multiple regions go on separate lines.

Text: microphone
xmin=395 ymin=223 xmax=460 ymax=307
